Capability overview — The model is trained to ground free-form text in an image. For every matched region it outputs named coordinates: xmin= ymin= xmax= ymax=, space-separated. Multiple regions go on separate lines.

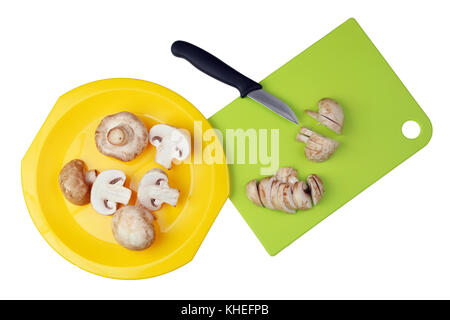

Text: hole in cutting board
xmin=402 ymin=120 xmax=421 ymax=139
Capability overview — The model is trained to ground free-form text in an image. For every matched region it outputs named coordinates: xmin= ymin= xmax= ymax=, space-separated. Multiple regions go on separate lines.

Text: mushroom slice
xmin=292 ymin=181 xmax=312 ymax=210
xmin=283 ymin=185 xmax=297 ymax=211
xmin=270 ymin=181 xmax=286 ymax=211
xmin=246 ymin=179 xmax=263 ymax=207
xmin=112 ymin=205 xmax=155 ymax=250
xmin=90 ymin=169 xmax=132 ymax=215
xmin=305 ymin=98 xmax=344 ymax=134
xmin=296 ymin=127 xmax=339 ymax=162
xmin=275 ymin=167 xmax=298 ymax=185
xmin=258 ymin=177 xmax=275 ymax=209
xmin=137 ymin=168 xmax=180 ymax=211
xmin=149 ymin=124 xmax=191 ymax=169
xmin=307 ymin=174 xmax=324 ymax=206
xmin=276 ymin=183 xmax=295 ymax=213
xmin=95 ymin=112 xmax=148 ymax=161
xmin=59 ymin=159 xmax=97 ymax=205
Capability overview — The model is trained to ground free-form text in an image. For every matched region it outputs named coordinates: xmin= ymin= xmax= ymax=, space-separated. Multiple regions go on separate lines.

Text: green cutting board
xmin=208 ymin=18 xmax=432 ymax=255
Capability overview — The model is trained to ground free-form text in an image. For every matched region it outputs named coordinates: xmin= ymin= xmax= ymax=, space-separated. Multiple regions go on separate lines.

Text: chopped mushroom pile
xmin=246 ymin=167 xmax=324 ymax=213
xmin=58 ymin=111 xmax=189 ymax=251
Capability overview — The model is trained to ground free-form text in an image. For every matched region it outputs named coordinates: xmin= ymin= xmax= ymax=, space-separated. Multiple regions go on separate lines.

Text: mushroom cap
xmin=111 ymin=205 xmax=155 ymax=250
xmin=59 ymin=159 xmax=91 ymax=205
xmin=95 ymin=112 xmax=148 ymax=161
xmin=305 ymin=98 xmax=344 ymax=134
xmin=318 ymin=98 xmax=344 ymax=134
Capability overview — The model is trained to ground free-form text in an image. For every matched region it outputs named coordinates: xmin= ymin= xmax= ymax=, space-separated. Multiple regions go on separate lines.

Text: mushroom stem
xmin=305 ymin=110 xmax=320 ymax=121
xmin=107 ymin=126 xmax=130 ymax=146
xmin=107 ymin=185 xmax=133 ymax=205
xmin=147 ymin=185 xmax=179 ymax=207
xmin=85 ymin=170 xmax=97 ymax=186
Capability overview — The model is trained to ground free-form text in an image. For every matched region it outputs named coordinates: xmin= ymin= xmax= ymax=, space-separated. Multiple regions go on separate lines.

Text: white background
xmin=1 ymin=0 xmax=449 ymax=299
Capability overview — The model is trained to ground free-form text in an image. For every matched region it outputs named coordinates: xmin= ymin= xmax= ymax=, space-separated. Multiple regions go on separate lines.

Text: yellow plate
xmin=21 ymin=78 xmax=229 ymax=279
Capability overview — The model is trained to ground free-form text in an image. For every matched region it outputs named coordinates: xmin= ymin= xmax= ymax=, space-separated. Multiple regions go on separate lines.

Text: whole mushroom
xmin=112 ymin=205 xmax=155 ymax=250
xmin=90 ymin=169 xmax=132 ymax=215
xmin=95 ymin=112 xmax=148 ymax=161
xmin=305 ymin=98 xmax=344 ymax=134
xmin=149 ymin=124 xmax=191 ymax=169
xmin=296 ymin=127 xmax=339 ymax=162
xmin=137 ymin=168 xmax=180 ymax=211
xmin=59 ymin=159 xmax=97 ymax=205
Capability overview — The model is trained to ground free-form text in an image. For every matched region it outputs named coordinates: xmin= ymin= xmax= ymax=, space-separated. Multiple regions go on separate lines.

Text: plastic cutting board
xmin=208 ymin=18 xmax=432 ymax=255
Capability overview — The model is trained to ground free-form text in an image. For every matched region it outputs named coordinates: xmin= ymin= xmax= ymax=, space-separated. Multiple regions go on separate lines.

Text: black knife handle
xmin=171 ymin=40 xmax=262 ymax=97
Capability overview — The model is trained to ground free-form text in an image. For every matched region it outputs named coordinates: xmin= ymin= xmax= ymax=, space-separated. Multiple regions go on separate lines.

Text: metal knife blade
xmin=171 ymin=41 xmax=299 ymax=125
xmin=247 ymin=89 xmax=299 ymax=124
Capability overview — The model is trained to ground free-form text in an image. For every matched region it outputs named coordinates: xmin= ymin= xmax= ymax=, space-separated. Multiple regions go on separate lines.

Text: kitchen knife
xmin=171 ymin=40 xmax=299 ymax=124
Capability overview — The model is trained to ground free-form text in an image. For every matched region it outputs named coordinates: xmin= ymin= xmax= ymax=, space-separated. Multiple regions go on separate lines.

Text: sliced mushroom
xmin=246 ymin=180 xmax=263 ymax=207
xmin=275 ymin=167 xmax=298 ymax=185
xmin=292 ymin=181 xmax=313 ymax=210
xmin=283 ymin=184 xmax=297 ymax=211
xmin=137 ymin=168 xmax=179 ymax=211
xmin=305 ymin=98 xmax=344 ymax=134
xmin=307 ymin=174 xmax=324 ymax=206
xmin=258 ymin=177 xmax=275 ymax=209
xmin=245 ymin=170 xmax=324 ymax=213
xmin=95 ymin=112 xmax=148 ymax=161
xmin=149 ymin=124 xmax=191 ymax=169
xmin=90 ymin=169 xmax=132 ymax=215
xmin=296 ymin=127 xmax=339 ymax=162
xmin=111 ymin=205 xmax=155 ymax=250
xmin=59 ymin=159 xmax=97 ymax=205
xmin=277 ymin=183 xmax=295 ymax=213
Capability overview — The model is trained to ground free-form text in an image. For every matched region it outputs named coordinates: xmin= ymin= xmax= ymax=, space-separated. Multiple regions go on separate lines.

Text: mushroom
xmin=307 ymin=174 xmax=324 ymax=206
xmin=90 ymin=169 xmax=132 ymax=215
xmin=245 ymin=167 xmax=323 ymax=213
xmin=296 ymin=127 xmax=339 ymax=162
xmin=275 ymin=182 xmax=295 ymax=213
xmin=111 ymin=205 xmax=155 ymax=250
xmin=305 ymin=98 xmax=344 ymax=134
xmin=275 ymin=167 xmax=298 ymax=185
xmin=95 ymin=112 xmax=148 ymax=161
xmin=137 ymin=168 xmax=179 ymax=211
xmin=258 ymin=177 xmax=275 ymax=209
xmin=149 ymin=124 xmax=191 ymax=169
xmin=59 ymin=159 xmax=97 ymax=205
xmin=292 ymin=181 xmax=313 ymax=210
xmin=246 ymin=180 xmax=263 ymax=207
